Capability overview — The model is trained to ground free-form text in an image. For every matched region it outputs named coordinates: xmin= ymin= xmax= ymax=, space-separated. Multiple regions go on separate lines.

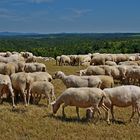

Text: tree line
xmin=0 ymin=33 xmax=140 ymax=58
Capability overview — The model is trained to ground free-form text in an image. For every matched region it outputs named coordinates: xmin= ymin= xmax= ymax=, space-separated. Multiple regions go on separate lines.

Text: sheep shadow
xmin=111 ymin=119 xmax=126 ymax=125
xmin=46 ymin=113 xmax=89 ymax=124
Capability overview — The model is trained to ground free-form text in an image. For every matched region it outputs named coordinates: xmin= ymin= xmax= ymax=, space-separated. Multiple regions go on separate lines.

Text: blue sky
xmin=0 ymin=0 xmax=140 ymax=33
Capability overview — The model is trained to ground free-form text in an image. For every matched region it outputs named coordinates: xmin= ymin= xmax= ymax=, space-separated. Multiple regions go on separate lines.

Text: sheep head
xmin=52 ymin=71 xmax=65 ymax=79
xmin=51 ymin=101 xmax=60 ymax=114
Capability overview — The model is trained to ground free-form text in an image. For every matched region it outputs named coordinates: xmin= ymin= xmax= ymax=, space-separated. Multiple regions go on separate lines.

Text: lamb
xmin=103 ymin=85 xmax=140 ymax=123
xmin=53 ymin=71 xmax=102 ymax=88
xmin=28 ymin=81 xmax=56 ymax=105
xmin=0 ymin=74 xmax=15 ymax=107
xmin=51 ymin=87 xmax=110 ymax=124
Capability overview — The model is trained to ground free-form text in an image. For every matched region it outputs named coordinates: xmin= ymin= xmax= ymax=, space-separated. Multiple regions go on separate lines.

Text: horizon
xmin=0 ymin=0 xmax=140 ymax=33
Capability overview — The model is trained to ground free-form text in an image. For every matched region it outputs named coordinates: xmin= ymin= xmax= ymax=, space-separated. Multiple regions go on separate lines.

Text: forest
xmin=0 ymin=33 xmax=140 ymax=58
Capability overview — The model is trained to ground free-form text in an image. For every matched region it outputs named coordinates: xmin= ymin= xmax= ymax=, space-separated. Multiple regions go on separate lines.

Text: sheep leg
xmin=137 ymin=108 xmax=140 ymax=124
xmin=37 ymin=94 xmax=42 ymax=104
xmin=76 ymin=107 xmax=80 ymax=119
xmin=45 ymin=94 xmax=50 ymax=107
xmin=129 ymin=106 xmax=136 ymax=122
xmin=21 ymin=90 xmax=27 ymax=106
xmin=62 ymin=104 xmax=67 ymax=118
xmin=27 ymin=89 xmax=31 ymax=105
xmin=136 ymin=103 xmax=140 ymax=124
xmin=51 ymin=88 xmax=56 ymax=101
xmin=101 ymin=104 xmax=110 ymax=124
xmin=92 ymin=107 xmax=101 ymax=119
xmin=110 ymin=105 xmax=115 ymax=121
xmin=8 ymin=85 xmax=16 ymax=108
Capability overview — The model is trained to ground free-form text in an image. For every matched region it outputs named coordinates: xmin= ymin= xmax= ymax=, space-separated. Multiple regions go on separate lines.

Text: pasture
xmin=0 ymin=60 xmax=140 ymax=140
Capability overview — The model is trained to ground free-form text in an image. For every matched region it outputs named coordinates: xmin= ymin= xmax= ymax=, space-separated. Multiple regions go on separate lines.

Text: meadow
xmin=0 ymin=60 xmax=140 ymax=140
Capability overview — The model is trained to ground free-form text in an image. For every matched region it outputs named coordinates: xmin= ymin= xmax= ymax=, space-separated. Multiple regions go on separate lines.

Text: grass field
xmin=0 ymin=60 xmax=140 ymax=140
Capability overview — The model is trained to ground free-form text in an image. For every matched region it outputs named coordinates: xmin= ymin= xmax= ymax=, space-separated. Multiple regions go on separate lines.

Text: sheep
xmin=28 ymin=81 xmax=55 ymax=105
xmin=53 ymin=71 xmax=102 ymax=88
xmin=51 ymin=87 xmax=110 ymax=124
xmin=69 ymin=55 xmax=77 ymax=66
xmin=76 ymin=54 xmax=91 ymax=66
xmin=56 ymin=56 xmax=61 ymax=65
xmin=103 ymin=85 xmax=140 ymax=123
xmin=11 ymin=71 xmax=52 ymax=106
xmin=59 ymin=55 xmax=71 ymax=66
xmin=90 ymin=54 xmax=105 ymax=65
xmin=0 ymin=63 xmax=7 ymax=74
xmin=80 ymin=66 xmax=105 ymax=76
xmin=118 ymin=61 xmax=138 ymax=66
xmin=105 ymin=61 xmax=117 ymax=66
xmin=4 ymin=62 xmax=16 ymax=76
xmin=0 ymin=74 xmax=15 ymax=107
xmin=24 ymin=63 xmax=46 ymax=73
xmin=97 ymin=75 xmax=114 ymax=89
xmin=10 ymin=72 xmax=30 ymax=106
xmin=28 ymin=72 xmax=52 ymax=83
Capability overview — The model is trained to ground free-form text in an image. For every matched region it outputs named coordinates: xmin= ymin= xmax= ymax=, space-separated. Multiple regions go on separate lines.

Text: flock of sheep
xmin=1 ymin=51 xmax=140 ymax=125
xmin=53 ymin=53 xmax=140 ymax=124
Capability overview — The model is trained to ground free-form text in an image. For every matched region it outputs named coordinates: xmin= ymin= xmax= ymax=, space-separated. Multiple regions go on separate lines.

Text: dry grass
xmin=0 ymin=60 xmax=140 ymax=140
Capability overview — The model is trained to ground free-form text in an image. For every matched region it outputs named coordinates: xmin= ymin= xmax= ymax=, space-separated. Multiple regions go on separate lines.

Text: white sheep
xmin=24 ymin=62 xmax=46 ymax=73
xmin=11 ymin=71 xmax=52 ymax=106
xmin=11 ymin=72 xmax=29 ymax=106
xmin=56 ymin=56 xmax=61 ymax=65
xmin=0 ymin=74 xmax=15 ymax=107
xmin=28 ymin=81 xmax=56 ymax=105
xmin=51 ymin=87 xmax=110 ymax=124
xmin=103 ymin=85 xmax=140 ymax=123
xmin=53 ymin=71 xmax=102 ymax=88
xmin=59 ymin=55 xmax=71 ymax=66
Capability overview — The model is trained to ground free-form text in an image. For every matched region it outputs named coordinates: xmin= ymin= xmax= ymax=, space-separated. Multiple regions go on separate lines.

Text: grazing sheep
xmin=59 ymin=55 xmax=71 ymax=66
xmin=24 ymin=63 xmax=46 ymax=73
xmin=53 ymin=71 xmax=102 ymax=88
xmin=28 ymin=72 xmax=52 ymax=83
xmin=97 ymin=75 xmax=114 ymax=89
xmin=80 ymin=66 xmax=105 ymax=76
xmin=51 ymin=87 xmax=110 ymax=124
xmin=28 ymin=81 xmax=56 ymax=105
xmin=103 ymin=85 xmax=140 ymax=123
xmin=0 ymin=74 xmax=15 ymax=107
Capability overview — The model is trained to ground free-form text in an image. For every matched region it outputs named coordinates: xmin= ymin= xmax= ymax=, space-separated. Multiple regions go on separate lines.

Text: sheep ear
xmin=50 ymin=101 xmax=56 ymax=105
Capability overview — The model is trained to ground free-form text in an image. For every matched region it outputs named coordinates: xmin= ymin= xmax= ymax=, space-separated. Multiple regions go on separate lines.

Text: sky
xmin=0 ymin=0 xmax=140 ymax=33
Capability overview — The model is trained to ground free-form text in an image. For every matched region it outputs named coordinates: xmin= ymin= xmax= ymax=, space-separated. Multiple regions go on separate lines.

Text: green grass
xmin=0 ymin=60 xmax=140 ymax=140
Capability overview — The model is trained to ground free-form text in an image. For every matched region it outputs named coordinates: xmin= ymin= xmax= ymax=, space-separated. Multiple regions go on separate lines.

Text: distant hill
xmin=0 ymin=32 xmax=39 ymax=36
xmin=0 ymin=32 xmax=140 ymax=39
